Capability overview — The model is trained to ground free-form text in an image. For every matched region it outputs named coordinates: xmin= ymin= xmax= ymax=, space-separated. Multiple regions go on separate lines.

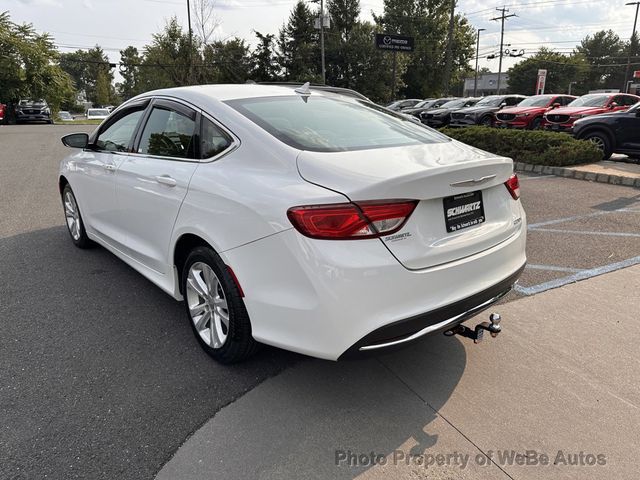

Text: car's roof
xmin=143 ymin=84 xmax=354 ymax=102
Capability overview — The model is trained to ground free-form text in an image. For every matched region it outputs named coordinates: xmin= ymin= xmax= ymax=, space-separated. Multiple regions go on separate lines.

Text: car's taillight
xmin=505 ymin=173 xmax=520 ymax=200
xmin=287 ymin=200 xmax=418 ymax=240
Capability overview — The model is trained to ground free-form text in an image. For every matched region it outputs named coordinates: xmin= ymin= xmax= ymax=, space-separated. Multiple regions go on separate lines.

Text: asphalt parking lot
xmin=1 ymin=124 xmax=639 ymax=480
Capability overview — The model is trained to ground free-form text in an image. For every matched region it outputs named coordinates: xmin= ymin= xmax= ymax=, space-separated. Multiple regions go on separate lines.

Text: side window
xmin=621 ymin=95 xmax=637 ymax=106
xmin=201 ymin=117 xmax=232 ymax=159
xmin=138 ymin=107 xmax=197 ymax=159
xmin=95 ymin=109 xmax=145 ymax=152
xmin=506 ymin=97 xmax=521 ymax=106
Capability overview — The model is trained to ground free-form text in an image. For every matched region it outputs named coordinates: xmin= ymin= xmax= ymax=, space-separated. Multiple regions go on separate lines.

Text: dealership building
xmin=463 ymin=72 xmax=509 ymax=97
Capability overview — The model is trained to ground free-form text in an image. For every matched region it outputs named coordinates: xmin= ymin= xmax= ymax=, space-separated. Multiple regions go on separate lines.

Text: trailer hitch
xmin=444 ymin=313 xmax=502 ymax=344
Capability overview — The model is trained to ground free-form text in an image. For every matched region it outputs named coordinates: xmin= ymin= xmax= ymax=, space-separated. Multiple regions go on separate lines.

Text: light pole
xmin=568 ymin=81 xmax=577 ymax=95
xmin=474 ymin=28 xmax=486 ymax=97
xmin=186 ymin=0 xmax=193 ymax=84
xmin=320 ymin=0 xmax=326 ymax=84
xmin=623 ymin=2 xmax=640 ymax=92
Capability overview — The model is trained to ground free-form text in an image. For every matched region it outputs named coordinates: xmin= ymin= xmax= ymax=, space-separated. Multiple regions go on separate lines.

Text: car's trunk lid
xmin=297 ymin=140 xmax=522 ymax=270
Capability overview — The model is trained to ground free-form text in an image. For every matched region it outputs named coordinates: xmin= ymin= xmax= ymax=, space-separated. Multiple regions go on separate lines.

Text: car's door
xmin=73 ymin=102 xmax=149 ymax=245
xmin=616 ymin=104 xmax=640 ymax=151
xmin=610 ymin=95 xmax=630 ymax=112
xmin=114 ymin=98 xmax=201 ymax=274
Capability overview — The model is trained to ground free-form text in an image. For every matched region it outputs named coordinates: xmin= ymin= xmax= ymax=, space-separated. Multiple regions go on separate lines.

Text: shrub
xmin=439 ymin=127 xmax=602 ymax=166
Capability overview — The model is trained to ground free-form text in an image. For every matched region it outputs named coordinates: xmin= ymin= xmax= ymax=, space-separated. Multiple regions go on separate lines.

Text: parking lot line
xmin=519 ymin=174 xmax=555 ymax=181
xmin=515 ymin=255 xmax=640 ymax=295
xmin=525 ymin=264 xmax=584 ymax=273
xmin=528 ymin=210 xmax=614 ymax=229
xmin=530 ymin=228 xmax=640 ymax=238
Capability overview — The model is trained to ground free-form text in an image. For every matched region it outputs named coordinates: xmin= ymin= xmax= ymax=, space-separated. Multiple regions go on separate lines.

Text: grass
xmin=55 ymin=119 xmax=103 ymax=125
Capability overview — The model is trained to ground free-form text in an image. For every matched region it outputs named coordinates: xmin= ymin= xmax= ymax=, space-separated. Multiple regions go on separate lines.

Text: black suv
xmin=16 ymin=99 xmax=53 ymax=124
xmin=449 ymin=94 xmax=527 ymax=127
xmin=573 ymin=102 xmax=640 ymax=160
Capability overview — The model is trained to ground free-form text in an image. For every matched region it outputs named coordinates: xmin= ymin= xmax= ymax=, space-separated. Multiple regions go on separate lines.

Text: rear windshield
xmin=226 ymin=96 xmax=448 ymax=152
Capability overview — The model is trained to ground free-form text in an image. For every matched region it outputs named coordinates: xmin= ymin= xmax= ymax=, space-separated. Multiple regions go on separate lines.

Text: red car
xmin=495 ymin=94 xmax=576 ymax=129
xmin=542 ymin=93 xmax=640 ymax=132
xmin=0 ymin=103 xmax=5 ymax=122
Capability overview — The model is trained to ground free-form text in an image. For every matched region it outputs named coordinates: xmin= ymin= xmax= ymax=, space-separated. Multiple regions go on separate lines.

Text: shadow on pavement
xmin=155 ymin=328 xmax=466 ymax=480
xmin=0 ymin=226 xmax=301 ymax=480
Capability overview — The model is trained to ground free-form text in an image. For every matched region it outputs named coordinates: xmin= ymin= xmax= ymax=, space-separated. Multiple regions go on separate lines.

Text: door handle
xmin=154 ymin=175 xmax=177 ymax=187
xmin=103 ymin=164 xmax=117 ymax=172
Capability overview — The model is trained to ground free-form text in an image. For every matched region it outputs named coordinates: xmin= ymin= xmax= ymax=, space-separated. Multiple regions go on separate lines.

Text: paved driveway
xmin=1 ymin=125 xmax=638 ymax=479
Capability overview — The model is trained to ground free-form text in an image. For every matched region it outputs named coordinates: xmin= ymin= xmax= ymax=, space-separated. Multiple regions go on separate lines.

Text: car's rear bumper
xmin=338 ymin=263 xmax=523 ymax=358
xmin=222 ymin=209 xmax=527 ymax=361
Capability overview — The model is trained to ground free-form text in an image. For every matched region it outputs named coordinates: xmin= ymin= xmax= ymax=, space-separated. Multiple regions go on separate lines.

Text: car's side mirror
xmin=552 ymin=103 xmax=561 ymax=109
xmin=61 ymin=133 xmax=89 ymax=149
xmin=499 ymin=102 xmax=507 ymax=109
xmin=609 ymin=102 xmax=618 ymax=109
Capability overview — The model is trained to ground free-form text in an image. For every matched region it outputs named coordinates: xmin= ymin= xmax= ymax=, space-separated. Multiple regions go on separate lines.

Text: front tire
xmin=62 ymin=184 xmax=92 ymax=249
xmin=480 ymin=115 xmax=493 ymax=127
xmin=182 ymin=247 xmax=258 ymax=363
xmin=582 ymin=131 xmax=612 ymax=160
xmin=530 ymin=117 xmax=542 ymax=130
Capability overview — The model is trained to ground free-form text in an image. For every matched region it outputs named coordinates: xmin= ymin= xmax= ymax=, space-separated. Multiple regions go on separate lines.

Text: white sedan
xmin=86 ymin=108 xmax=110 ymax=120
xmin=58 ymin=84 xmax=526 ymax=363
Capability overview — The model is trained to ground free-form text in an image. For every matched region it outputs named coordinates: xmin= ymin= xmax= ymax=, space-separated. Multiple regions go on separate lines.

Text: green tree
xmin=139 ymin=17 xmax=200 ymax=90
xmin=507 ymin=48 xmax=589 ymax=95
xmin=325 ymin=0 xmax=361 ymax=88
xmin=202 ymin=38 xmax=253 ymax=83
xmin=374 ymin=0 xmax=476 ymax=98
xmin=277 ymin=1 xmax=320 ymax=81
xmin=118 ymin=46 xmax=142 ymax=100
xmin=252 ymin=31 xmax=278 ymax=81
xmin=575 ymin=30 xmax=626 ymax=91
xmin=0 ymin=11 xmax=75 ymax=110
xmin=59 ymin=46 xmax=114 ymax=105
xmin=94 ymin=69 xmax=111 ymax=105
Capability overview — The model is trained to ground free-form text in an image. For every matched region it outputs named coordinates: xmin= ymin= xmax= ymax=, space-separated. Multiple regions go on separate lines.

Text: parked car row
xmin=389 ymin=91 xmax=640 ymax=160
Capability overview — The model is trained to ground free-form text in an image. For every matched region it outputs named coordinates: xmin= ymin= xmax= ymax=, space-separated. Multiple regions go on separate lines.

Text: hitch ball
xmin=488 ymin=313 xmax=501 ymax=336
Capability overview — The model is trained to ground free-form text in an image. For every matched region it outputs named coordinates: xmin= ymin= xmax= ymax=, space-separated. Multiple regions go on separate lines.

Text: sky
xmin=4 ymin=0 xmax=634 ymax=83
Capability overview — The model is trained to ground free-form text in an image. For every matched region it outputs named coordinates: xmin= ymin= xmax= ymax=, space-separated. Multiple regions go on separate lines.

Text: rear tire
xmin=582 ymin=130 xmax=612 ymax=160
xmin=182 ymin=247 xmax=259 ymax=363
xmin=61 ymin=184 xmax=92 ymax=249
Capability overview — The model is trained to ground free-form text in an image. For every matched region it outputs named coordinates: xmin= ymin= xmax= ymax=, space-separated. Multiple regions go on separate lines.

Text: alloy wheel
xmin=185 ymin=262 xmax=230 ymax=349
xmin=588 ymin=136 xmax=605 ymax=151
xmin=64 ymin=191 xmax=81 ymax=241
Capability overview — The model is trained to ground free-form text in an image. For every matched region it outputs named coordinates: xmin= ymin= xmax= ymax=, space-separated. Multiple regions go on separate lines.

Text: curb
xmin=514 ymin=162 xmax=640 ymax=188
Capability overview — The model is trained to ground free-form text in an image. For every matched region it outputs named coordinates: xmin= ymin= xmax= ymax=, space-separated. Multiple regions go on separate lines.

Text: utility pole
xmin=442 ymin=0 xmax=457 ymax=95
xmin=320 ymin=0 xmax=326 ymax=84
xmin=491 ymin=6 xmax=516 ymax=95
xmin=623 ymin=2 xmax=640 ymax=93
xmin=474 ymin=28 xmax=486 ymax=97
xmin=186 ymin=0 xmax=193 ymax=84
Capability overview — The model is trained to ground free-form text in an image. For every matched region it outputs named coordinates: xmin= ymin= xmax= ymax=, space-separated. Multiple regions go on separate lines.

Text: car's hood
xmin=547 ymin=106 xmax=607 ymax=115
xmin=296 ymin=139 xmax=512 ymax=201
